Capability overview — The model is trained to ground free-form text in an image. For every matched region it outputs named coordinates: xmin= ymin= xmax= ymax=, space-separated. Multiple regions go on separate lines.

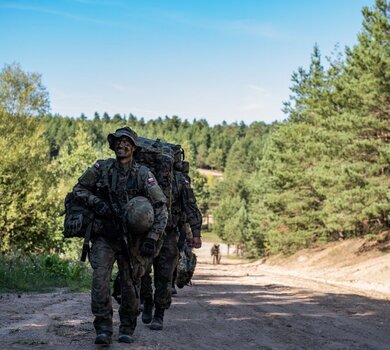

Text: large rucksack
xmin=135 ymin=137 xmax=182 ymax=225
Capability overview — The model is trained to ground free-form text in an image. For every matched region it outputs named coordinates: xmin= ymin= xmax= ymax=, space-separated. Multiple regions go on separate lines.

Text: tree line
xmin=0 ymin=89 xmax=271 ymax=254
xmin=0 ymin=0 xmax=388 ymax=257
xmin=213 ymin=0 xmax=390 ymax=256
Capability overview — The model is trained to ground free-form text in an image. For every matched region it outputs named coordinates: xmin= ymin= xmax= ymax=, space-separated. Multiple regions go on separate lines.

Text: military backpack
xmin=135 ymin=137 xmax=184 ymax=226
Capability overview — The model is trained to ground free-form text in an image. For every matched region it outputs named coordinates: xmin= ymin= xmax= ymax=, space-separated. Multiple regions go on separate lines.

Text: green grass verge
xmin=0 ymin=253 xmax=92 ymax=293
xmin=201 ymin=230 xmax=221 ymax=243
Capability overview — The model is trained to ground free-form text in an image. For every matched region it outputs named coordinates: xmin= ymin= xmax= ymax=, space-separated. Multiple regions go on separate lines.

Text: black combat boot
xmin=118 ymin=321 xmax=135 ymax=343
xmin=118 ymin=333 xmax=133 ymax=343
xmin=150 ymin=307 xmax=164 ymax=330
xmin=142 ymin=300 xmax=153 ymax=324
xmin=94 ymin=332 xmax=111 ymax=345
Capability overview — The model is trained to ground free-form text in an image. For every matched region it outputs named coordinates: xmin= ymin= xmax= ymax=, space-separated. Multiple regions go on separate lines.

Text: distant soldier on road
xmin=211 ymin=243 xmax=221 ymax=264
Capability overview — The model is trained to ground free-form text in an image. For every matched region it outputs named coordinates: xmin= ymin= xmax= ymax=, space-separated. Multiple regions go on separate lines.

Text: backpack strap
xmin=111 ymin=166 xmax=118 ymax=191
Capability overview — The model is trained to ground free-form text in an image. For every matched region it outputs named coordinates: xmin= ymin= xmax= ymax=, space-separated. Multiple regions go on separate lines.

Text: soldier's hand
xmin=66 ymin=214 xmax=83 ymax=234
xmin=192 ymin=237 xmax=202 ymax=249
xmin=140 ymin=238 xmax=156 ymax=257
xmin=94 ymin=200 xmax=112 ymax=218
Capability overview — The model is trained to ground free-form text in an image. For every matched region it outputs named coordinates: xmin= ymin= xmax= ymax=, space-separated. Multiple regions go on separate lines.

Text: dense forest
xmin=0 ymin=0 xmax=389 ymax=258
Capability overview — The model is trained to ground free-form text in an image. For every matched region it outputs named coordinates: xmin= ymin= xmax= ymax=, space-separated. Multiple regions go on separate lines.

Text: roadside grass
xmin=202 ymin=230 xmax=221 ymax=243
xmin=0 ymin=253 xmax=92 ymax=293
xmin=201 ymin=231 xmax=255 ymax=262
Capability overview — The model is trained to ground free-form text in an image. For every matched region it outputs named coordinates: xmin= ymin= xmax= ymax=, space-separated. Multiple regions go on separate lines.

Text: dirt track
xmin=1 ymin=242 xmax=390 ymax=349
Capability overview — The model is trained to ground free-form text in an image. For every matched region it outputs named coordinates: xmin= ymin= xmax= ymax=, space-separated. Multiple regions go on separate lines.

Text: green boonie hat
xmin=107 ymin=127 xmax=139 ymax=150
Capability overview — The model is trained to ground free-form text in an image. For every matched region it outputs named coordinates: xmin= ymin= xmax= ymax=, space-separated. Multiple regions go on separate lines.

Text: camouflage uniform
xmin=73 ymin=158 xmax=167 ymax=337
xmin=211 ymin=243 xmax=221 ymax=264
xmin=141 ymin=170 xmax=202 ymax=313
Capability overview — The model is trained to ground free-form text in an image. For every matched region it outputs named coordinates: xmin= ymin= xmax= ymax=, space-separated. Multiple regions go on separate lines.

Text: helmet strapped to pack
xmin=181 ymin=160 xmax=190 ymax=174
xmin=124 ymin=196 xmax=154 ymax=236
xmin=107 ymin=127 xmax=139 ymax=150
xmin=171 ymin=145 xmax=185 ymax=171
xmin=171 ymin=145 xmax=184 ymax=162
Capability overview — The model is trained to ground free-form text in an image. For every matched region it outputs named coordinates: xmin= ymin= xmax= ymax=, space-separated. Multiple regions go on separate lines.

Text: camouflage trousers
xmin=140 ymin=228 xmax=179 ymax=309
xmin=89 ymin=236 xmax=150 ymax=335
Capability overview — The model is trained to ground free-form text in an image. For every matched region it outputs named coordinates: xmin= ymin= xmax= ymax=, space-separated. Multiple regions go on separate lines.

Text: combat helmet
xmin=124 ymin=196 xmax=154 ymax=236
xmin=107 ymin=127 xmax=139 ymax=150
xmin=181 ymin=160 xmax=190 ymax=174
xmin=172 ymin=145 xmax=185 ymax=171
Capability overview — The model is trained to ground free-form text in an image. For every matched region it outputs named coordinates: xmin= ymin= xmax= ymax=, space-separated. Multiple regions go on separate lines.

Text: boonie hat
xmin=107 ymin=127 xmax=139 ymax=150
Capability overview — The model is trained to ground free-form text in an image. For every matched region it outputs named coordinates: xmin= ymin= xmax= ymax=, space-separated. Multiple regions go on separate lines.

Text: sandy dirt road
xmin=1 ymin=242 xmax=389 ymax=350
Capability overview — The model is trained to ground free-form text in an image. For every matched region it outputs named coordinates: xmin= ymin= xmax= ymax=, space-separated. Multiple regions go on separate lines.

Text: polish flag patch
xmin=147 ymin=177 xmax=156 ymax=184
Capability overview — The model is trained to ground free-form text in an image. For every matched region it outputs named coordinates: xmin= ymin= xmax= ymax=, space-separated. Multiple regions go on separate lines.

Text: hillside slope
xmin=252 ymin=236 xmax=390 ymax=299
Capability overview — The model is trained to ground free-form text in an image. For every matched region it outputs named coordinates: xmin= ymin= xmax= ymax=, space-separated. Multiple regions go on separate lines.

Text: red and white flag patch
xmin=147 ymin=177 xmax=156 ymax=184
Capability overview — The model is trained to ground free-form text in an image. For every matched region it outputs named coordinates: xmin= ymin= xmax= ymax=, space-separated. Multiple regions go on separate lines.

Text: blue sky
xmin=0 ymin=0 xmax=375 ymax=125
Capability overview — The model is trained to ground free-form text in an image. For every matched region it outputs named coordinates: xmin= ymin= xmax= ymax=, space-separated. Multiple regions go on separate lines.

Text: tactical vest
xmin=95 ymin=159 xmax=145 ymax=212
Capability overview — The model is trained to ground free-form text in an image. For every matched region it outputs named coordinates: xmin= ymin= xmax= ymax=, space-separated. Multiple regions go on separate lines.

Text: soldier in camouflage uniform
xmin=211 ymin=243 xmax=221 ymax=264
xmin=72 ymin=127 xmax=168 ymax=345
xmin=140 ymin=154 xmax=202 ymax=330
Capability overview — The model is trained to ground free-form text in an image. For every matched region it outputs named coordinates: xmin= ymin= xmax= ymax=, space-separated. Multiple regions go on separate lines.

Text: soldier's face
xmin=114 ymin=137 xmax=136 ymax=159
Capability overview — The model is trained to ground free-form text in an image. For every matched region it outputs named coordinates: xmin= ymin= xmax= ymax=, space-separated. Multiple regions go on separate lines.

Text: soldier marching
xmin=68 ymin=126 xmax=203 ymax=345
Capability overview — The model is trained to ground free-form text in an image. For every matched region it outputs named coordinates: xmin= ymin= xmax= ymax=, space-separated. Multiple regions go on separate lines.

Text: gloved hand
xmin=94 ymin=200 xmax=112 ymax=218
xmin=192 ymin=237 xmax=202 ymax=249
xmin=66 ymin=214 xmax=83 ymax=234
xmin=140 ymin=238 xmax=157 ymax=257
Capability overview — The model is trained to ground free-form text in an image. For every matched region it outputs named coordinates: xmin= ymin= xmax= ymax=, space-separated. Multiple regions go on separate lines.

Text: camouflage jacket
xmin=171 ymin=171 xmax=202 ymax=237
xmin=73 ymin=158 xmax=168 ymax=242
xmin=211 ymin=244 xmax=220 ymax=256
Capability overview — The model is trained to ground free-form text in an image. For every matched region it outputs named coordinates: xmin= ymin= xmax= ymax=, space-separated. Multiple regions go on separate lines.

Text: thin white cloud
xmin=0 ymin=2 xmax=124 ymax=27
xmin=217 ymin=19 xmax=285 ymax=40
xmin=241 ymin=103 xmax=263 ymax=112
xmin=248 ymin=84 xmax=267 ymax=93
xmin=110 ymin=84 xmax=135 ymax=94
xmin=239 ymin=84 xmax=274 ymax=113
xmin=158 ymin=10 xmax=288 ymax=40
xmin=69 ymin=0 xmax=122 ymax=5
xmin=51 ymin=87 xmax=103 ymax=100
